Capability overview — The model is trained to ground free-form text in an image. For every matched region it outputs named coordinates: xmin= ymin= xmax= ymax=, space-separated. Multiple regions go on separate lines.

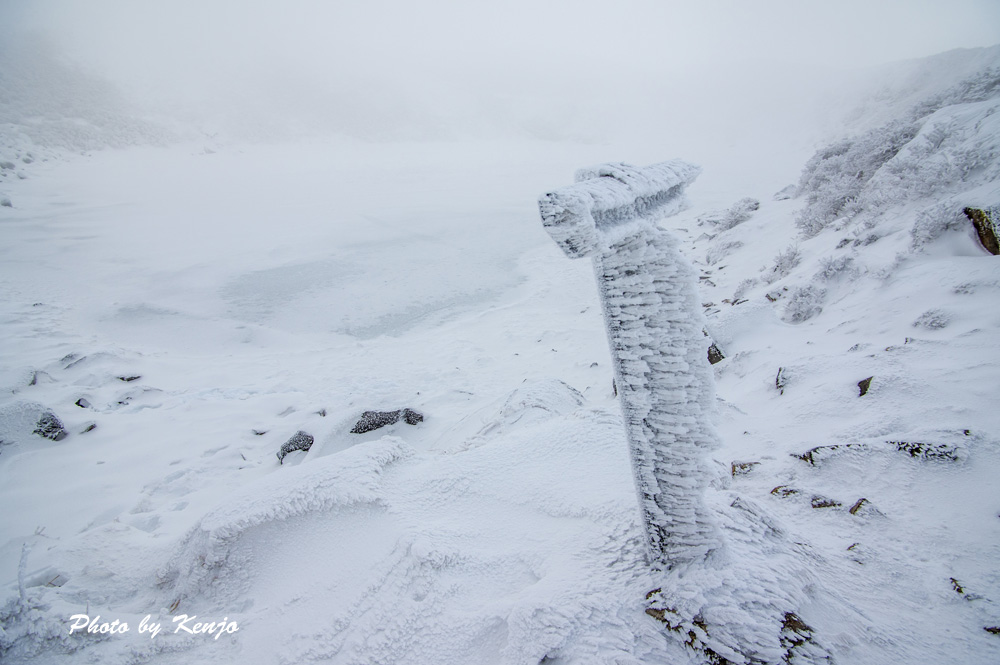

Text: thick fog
xmin=2 ymin=0 xmax=999 ymax=146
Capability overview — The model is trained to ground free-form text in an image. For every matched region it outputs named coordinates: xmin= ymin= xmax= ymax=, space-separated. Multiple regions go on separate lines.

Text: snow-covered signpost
xmin=538 ymin=162 xmax=719 ymax=570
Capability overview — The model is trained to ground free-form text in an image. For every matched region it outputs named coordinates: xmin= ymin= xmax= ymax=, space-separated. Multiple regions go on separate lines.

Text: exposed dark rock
xmin=891 ymin=440 xmax=961 ymax=462
xmin=949 ymin=577 xmax=983 ymax=600
xmin=28 ymin=371 xmax=53 ymax=386
xmin=708 ymin=343 xmax=725 ymax=365
xmin=775 ymin=367 xmax=787 ymax=394
xmin=277 ymin=430 xmax=314 ymax=464
xmin=771 ymin=485 xmax=799 ymax=498
xmin=75 ymin=398 xmax=92 ymax=409
xmin=117 ymin=375 xmax=142 ymax=382
xmin=33 ymin=411 xmax=67 ymax=441
xmin=810 ymin=495 xmax=841 ymax=509
xmin=731 ymin=461 xmax=759 ymax=477
xmin=848 ymin=498 xmax=883 ymax=517
xmin=316 ymin=408 xmax=327 ymax=417
xmin=644 ymin=607 xmax=669 ymax=623
xmin=793 ymin=443 xmax=867 ymax=466
xmin=985 ymin=627 xmax=1000 ymax=635
xmin=252 ymin=429 xmax=267 ymax=436
xmin=847 ymin=542 xmax=874 ymax=565
xmin=350 ymin=408 xmax=423 ymax=434
xmin=964 ymin=206 xmax=999 ymax=255
xmin=644 ymin=587 xmax=830 ymax=664
xmin=780 ymin=612 xmax=817 ymax=662
xmin=857 ymin=376 xmax=873 ymax=396
xmin=80 ymin=423 xmax=97 ymax=434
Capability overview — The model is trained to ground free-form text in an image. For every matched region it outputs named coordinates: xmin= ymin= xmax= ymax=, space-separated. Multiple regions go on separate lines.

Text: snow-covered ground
xmin=2 ymin=41 xmax=999 ymax=664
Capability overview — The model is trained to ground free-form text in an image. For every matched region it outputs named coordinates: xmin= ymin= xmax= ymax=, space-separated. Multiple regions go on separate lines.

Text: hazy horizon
xmin=2 ymin=0 xmax=999 ymax=147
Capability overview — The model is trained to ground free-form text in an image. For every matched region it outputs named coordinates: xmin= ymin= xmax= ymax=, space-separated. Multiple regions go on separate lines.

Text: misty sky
xmin=2 ymin=0 xmax=999 ymax=143
xmin=10 ymin=0 xmax=999 ymax=78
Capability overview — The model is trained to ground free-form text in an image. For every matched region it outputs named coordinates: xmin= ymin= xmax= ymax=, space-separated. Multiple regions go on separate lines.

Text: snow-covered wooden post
xmin=538 ymin=161 xmax=719 ymax=570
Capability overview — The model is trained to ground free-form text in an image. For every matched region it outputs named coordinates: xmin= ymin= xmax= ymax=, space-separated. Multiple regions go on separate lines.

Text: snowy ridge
xmin=681 ymin=47 xmax=1000 ymax=663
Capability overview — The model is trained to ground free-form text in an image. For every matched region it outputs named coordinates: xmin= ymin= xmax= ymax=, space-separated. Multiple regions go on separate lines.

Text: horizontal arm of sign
xmin=538 ymin=160 xmax=700 ymax=259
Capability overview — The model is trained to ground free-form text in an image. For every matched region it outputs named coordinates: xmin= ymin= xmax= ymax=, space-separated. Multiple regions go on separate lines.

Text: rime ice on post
xmin=538 ymin=161 xmax=719 ymax=570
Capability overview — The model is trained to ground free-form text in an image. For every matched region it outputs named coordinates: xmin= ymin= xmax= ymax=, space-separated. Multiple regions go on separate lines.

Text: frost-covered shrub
xmin=795 ymin=121 xmax=918 ymax=236
xmin=866 ymin=97 xmax=1000 ymax=206
xmin=913 ymin=309 xmax=950 ymax=329
xmin=794 ymin=63 xmax=1000 ymax=239
xmin=732 ymin=278 xmax=758 ymax=300
xmin=718 ymin=197 xmax=760 ymax=230
xmin=706 ymin=239 xmax=743 ymax=265
xmin=762 ymin=244 xmax=801 ymax=284
xmin=0 ymin=592 xmax=92 ymax=660
xmin=815 ymin=255 xmax=856 ymax=281
xmin=782 ymin=285 xmax=826 ymax=323
xmin=910 ymin=204 xmax=967 ymax=249
xmin=910 ymin=67 xmax=1000 ymax=119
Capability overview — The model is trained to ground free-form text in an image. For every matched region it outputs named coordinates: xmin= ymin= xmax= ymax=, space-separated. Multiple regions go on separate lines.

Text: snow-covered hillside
xmin=1 ymin=43 xmax=999 ymax=664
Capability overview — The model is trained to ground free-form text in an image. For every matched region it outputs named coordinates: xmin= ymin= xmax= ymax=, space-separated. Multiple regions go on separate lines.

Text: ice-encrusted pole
xmin=538 ymin=161 xmax=720 ymax=570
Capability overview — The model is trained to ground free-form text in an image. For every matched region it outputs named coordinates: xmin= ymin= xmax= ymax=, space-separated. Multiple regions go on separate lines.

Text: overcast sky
xmin=2 ymin=0 xmax=999 ymax=142
xmin=10 ymin=1 xmax=999 ymax=75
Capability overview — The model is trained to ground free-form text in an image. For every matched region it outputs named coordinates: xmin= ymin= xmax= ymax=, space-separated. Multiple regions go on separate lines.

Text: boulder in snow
xmin=964 ymin=206 xmax=999 ymax=255
xmin=810 ymin=495 xmax=841 ymax=509
xmin=277 ymin=430 xmax=314 ymax=464
xmin=793 ymin=443 xmax=868 ymax=466
xmin=33 ymin=411 xmax=67 ymax=441
xmin=731 ymin=461 xmax=759 ymax=477
xmin=848 ymin=498 xmax=883 ymax=517
xmin=351 ymin=408 xmax=423 ymax=434
xmin=708 ymin=343 xmax=725 ymax=365
xmin=890 ymin=440 xmax=961 ymax=462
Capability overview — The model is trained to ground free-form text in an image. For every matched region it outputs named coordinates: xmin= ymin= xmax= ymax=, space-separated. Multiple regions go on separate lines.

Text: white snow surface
xmin=2 ymin=46 xmax=1000 ymax=665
